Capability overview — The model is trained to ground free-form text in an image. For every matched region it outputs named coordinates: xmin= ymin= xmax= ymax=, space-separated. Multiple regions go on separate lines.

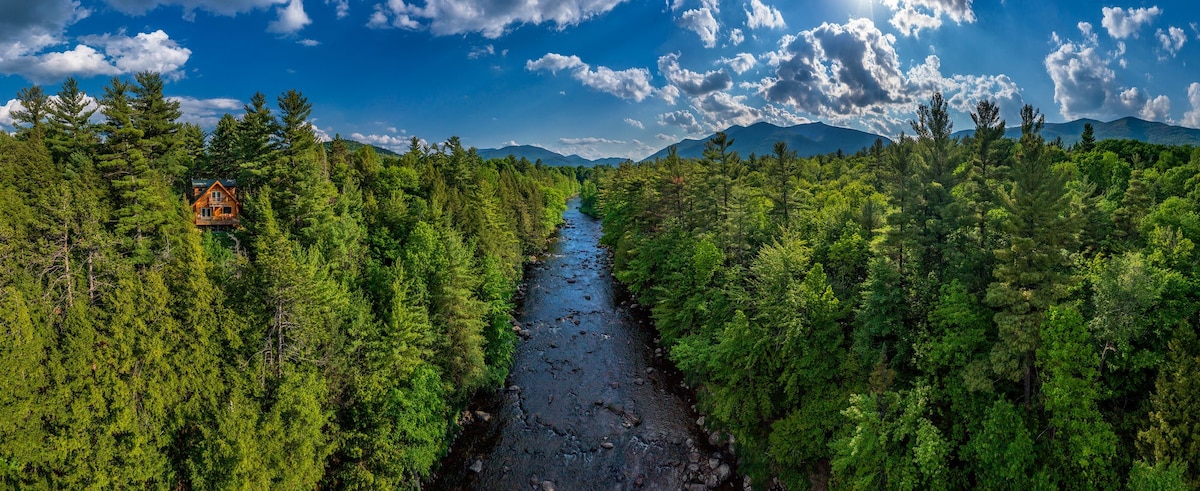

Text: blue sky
xmin=2 ymin=0 xmax=1199 ymax=160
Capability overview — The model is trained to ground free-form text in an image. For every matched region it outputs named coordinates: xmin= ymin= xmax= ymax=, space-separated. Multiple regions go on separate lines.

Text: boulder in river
xmin=600 ymin=441 xmax=614 ymax=449
xmin=469 ymin=460 xmax=483 ymax=473
xmin=541 ymin=480 xmax=556 ymax=491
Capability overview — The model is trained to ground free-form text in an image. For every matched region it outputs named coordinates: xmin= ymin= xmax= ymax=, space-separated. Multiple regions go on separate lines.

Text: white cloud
xmin=1157 ymin=26 xmax=1186 ymax=57
xmin=468 ymin=44 xmax=495 ymax=59
xmin=1183 ymin=82 xmax=1200 ymax=128
xmin=680 ymin=7 xmax=719 ymax=48
xmin=1 ymin=29 xmax=191 ymax=83
xmin=656 ymin=133 xmax=676 ymax=141
xmin=366 ymin=0 xmax=625 ymax=38
xmin=624 ymin=117 xmax=644 ymax=129
xmin=1101 ymin=6 xmax=1161 ymax=40
xmin=745 ymin=0 xmax=785 ymax=30
xmin=659 ymin=84 xmax=681 ymax=105
xmin=170 ymin=96 xmax=242 ymax=128
xmin=720 ymin=52 xmax=756 ymax=74
xmin=298 ymin=38 xmax=320 ymax=46
xmin=763 ymin=18 xmax=907 ymax=118
xmin=350 ymin=131 xmax=413 ymax=152
xmin=1044 ymin=25 xmax=1169 ymax=121
xmin=102 ymin=0 xmax=287 ymax=17
xmin=81 ymin=30 xmax=193 ymax=78
xmin=0 ymin=99 xmax=25 ymax=130
xmin=729 ymin=28 xmax=745 ymax=45
xmin=527 ymin=53 xmax=655 ymax=102
xmin=658 ymin=109 xmax=705 ymax=134
xmin=327 ymin=0 xmax=349 ymax=18
xmin=692 ymin=91 xmax=760 ymax=129
xmin=268 ymin=0 xmax=311 ymax=34
xmin=880 ymin=0 xmax=976 ymax=37
xmin=658 ymin=52 xmax=731 ymax=97
xmin=559 ymin=136 xmax=625 ymax=145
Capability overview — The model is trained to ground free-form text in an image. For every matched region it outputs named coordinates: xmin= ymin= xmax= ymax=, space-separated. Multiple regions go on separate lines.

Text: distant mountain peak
xmin=951 ymin=116 xmax=1200 ymax=147
xmin=644 ymin=120 xmax=887 ymax=161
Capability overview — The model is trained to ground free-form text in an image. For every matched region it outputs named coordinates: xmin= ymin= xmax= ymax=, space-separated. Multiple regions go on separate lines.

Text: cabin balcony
xmin=195 ymin=216 xmax=240 ymax=227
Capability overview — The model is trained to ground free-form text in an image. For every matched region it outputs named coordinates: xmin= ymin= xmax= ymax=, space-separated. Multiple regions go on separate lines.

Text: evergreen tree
xmin=204 ymin=114 xmax=241 ymax=177
xmin=12 ymin=85 xmax=49 ymax=139
xmin=1079 ymin=122 xmax=1097 ymax=152
xmin=986 ymin=105 xmax=1080 ymax=406
xmin=46 ymin=77 xmax=98 ymax=162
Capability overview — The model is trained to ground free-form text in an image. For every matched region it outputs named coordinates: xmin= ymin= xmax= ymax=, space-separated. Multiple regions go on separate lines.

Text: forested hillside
xmin=593 ymin=93 xmax=1200 ymax=489
xmin=0 ymin=73 xmax=577 ymax=488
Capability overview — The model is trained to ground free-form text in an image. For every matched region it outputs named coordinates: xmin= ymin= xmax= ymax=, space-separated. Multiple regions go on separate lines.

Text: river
xmin=431 ymin=199 xmax=739 ymax=491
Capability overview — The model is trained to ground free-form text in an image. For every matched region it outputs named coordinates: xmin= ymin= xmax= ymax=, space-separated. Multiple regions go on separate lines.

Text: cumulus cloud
xmin=658 ymin=109 xmax=706 ymax=134
xmin=624 ymin=117 xmax=644 ymax=129
xmin=327 ymin=0 xmax=349 ymax=18
xmin=680 ymin=7 xmax=720 ymax=48
xmin=1 ymin=29 xmax=192 ymax=82
xmin=693 ymin=91 xmax=760 ymax=128
xmin=880 ymin=0 xmax=976 ymax=37
xmin=468 ymin=44 xmax=495 ymax=59
xmin=745 ymin=0 xmax=785 ymax=29
xmin=1157 ymin=26 xmax=1186 ymax=57
xmin=720 ymin=52 xmax=756 ymax=74
xmin=366 ymin=0 xmax=625 ymax=38
xmin=1045 ymin=23 xmax=1170 ymax=121
xmin=906 ymin=54 xmax=1024 ymax=121
xmin=170 ymin=96 xmax=242 ymax=127
xmin=267 ymin=0 xmax=311 ymax=33
xmin=1183 ymin=82 xmax=1200 ymax=128
xmin=0 ymin=99 xmax=22 ymax=131
xmin=527 ymin=53 xmax=655 ymax=102
xmin=350 ymin=131 xmax=414 ymax=152
xmin=763 ymin=18 xmax=907 ymax=118
xmin=102 ymin=0 xmax=286 ymax=17
xmin=1101 ymin=6 xmax=1161 ymax=39
xmin=656 ymin=133 xmax=676 ymax=141
xmin=658 ymin=52 xmax=732 ymax=97
xmin=752 ymin=18 xmax=1024 ymax=134
xmin=559 ymin=137 xmax=625 ymax=145
xmin=729 ymin=28 xmax=745 ymax=45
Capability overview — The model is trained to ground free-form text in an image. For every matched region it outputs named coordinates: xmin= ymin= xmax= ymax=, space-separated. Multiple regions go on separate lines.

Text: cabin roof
xmin=191 ymin=179 xmax=240 ymax=207
xmin=192 ymin=178 xmax=237 ymax=189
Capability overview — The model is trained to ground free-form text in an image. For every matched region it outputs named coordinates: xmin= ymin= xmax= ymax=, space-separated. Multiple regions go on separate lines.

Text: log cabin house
xmin=191 ymin=178 xmax=240 ymax=228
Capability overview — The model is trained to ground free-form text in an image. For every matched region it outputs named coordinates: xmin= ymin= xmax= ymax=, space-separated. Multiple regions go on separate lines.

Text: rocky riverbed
xmin=431 ymin=199 xmax=739 ymax=491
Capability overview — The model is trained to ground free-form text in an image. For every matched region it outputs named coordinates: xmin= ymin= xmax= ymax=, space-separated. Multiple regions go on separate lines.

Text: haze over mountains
xmin=342 ymin=117 xmax=1200 ymax=167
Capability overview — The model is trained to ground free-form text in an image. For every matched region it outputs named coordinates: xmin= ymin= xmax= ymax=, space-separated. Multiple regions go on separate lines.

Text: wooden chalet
xmin=191 ymin=178 xmax=240 ymax=228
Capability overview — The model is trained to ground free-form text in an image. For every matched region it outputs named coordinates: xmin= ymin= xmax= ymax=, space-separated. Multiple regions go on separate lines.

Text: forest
xmin=0 ymin=73 xmax=579 ymax=488
xmin=590 ymin=94 xmax=1200 ymax=489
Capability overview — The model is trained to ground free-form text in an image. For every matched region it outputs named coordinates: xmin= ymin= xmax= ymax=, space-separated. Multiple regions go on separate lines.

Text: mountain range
xmin=473 ymin=145 xmax=628 ymax=167
xmin=951 ymin=116 xmax=1200 ymax=147
xmin=335 ymin=117 xmax=1200 ymax=168
xmin=641 ymin=121 xmax=887 ymax=161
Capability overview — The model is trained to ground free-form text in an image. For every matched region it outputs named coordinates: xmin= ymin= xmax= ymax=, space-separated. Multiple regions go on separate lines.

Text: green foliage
xmin=0 ymin=75 xmax=577 ymax=488
xmin=594 ymin=95 xmax=1200 ymax=487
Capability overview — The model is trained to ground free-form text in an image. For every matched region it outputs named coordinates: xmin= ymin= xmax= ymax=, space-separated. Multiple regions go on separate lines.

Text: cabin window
xmin=201 ymin=207 xmax=212 ymax=218
xmin=211 ymin=190 xmax=223 ymax=201
xmin=223 ymin=207 xmax=232 ymax=215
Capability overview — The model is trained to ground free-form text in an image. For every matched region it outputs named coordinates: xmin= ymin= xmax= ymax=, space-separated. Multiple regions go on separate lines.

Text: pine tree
xmin=12 ymin=85 xmax=49 ymax=139
xmin=131 ymin=72 xmax=183 ymax=166
xmin=237 ymin=92 xmax=279 ymax=189
xmin=910 ymin=92 xmax=960 ymax=280
xmin=204 ymin=114 xmax=241 ymax=177
xmin=765 ymin=141 xmax=799 ymax=231
xmin=99 ymin=78 xmax=167 ymax=264
xmin=46 ymin=77 xmax=98 ymax=162
xmin=986 ymin=105 xmax=1080 ymax=406
xmin=1079 ymin=122 xmax=1097 ymax=152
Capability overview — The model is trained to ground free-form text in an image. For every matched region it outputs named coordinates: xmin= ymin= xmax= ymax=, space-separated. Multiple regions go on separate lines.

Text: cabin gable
xmin=191 ymin=179 xmax=240 ymax=228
